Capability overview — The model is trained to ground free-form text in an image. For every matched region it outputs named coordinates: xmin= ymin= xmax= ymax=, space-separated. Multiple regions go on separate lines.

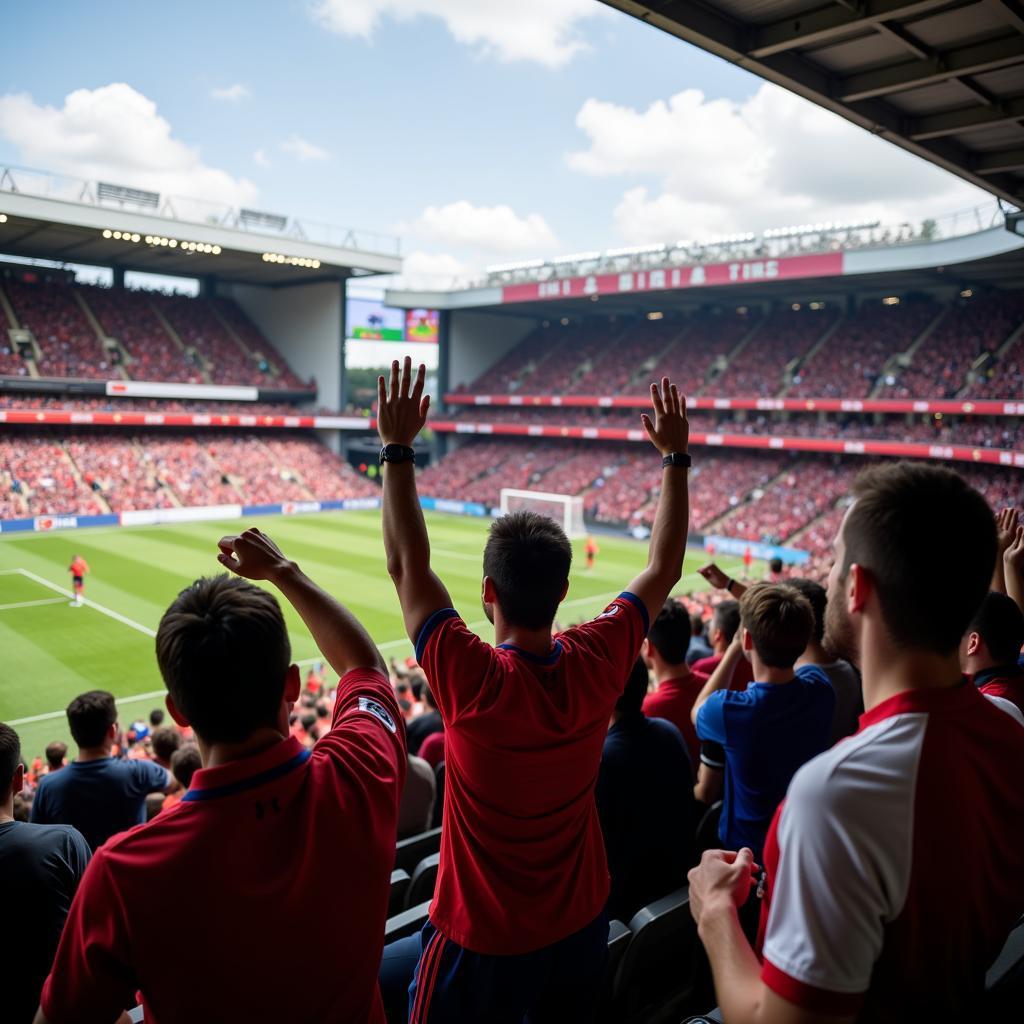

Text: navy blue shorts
xmin=404 ymin=913 xmax=609 ymax=1023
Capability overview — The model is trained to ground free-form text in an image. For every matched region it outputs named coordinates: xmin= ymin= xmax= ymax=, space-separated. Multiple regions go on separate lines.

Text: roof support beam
xmin=909 ymin=95 xmax=1024 ymax=139
xmin=987 ymin=0 xmax=1024 ymax=33
xmin=749 ymin=0 xmax=954 ymax=58
xmin=975 ymin=146 xmax=1024 ymax=173
xmin=839 ymin=35 xmax=1024 ymax=100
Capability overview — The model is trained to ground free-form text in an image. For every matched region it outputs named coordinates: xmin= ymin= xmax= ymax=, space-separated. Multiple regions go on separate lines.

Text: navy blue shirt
xmin=0 ymin=820 xmax=91 ymax=1023
xmin=596 ymin=714 xmax=695 ymax=922
xmin=695 ymin=664 xmax=834 ymax=859
xmin=30 ymin=757 xmax=169 ymax=850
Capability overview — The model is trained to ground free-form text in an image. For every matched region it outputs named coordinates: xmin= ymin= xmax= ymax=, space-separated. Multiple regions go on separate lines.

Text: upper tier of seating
xmin=461 ymin=291 xmax=1024 ymax=401
xmin=0 ymin=279 xmax=312 ymax=389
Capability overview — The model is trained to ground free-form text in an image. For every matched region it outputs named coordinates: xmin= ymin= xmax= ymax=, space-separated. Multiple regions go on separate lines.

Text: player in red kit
xmin=585 ymin=535 xmax=599 ymax=571
xmin=67 ymin=555 xmax=89 ymax=607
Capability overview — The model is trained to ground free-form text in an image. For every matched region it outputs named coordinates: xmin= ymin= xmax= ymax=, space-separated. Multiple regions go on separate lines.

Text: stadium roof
xmin=0 ymin=166 xmax=402 ymax=285
xmin=600 ymin=0 xmax=1024 ymax=209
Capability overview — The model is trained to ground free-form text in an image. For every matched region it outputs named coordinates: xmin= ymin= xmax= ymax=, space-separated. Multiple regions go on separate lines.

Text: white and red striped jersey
xmin=759 ymin=682 xmax=1024 ymax=1022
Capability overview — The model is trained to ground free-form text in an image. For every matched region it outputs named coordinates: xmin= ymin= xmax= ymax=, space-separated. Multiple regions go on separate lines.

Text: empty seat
xmin=394 ymin=826 xmax=442 ymax=874
xmin=611 ymin=887 xmax=703 ymax=1024
xmin=385 ymin=901 xmax=432 ymax=942
xmin=406 ymin=852 xmax=440 ymax=909
xmin=596 ymin=919 xmax=632 ymax=1022
xmin=389 ymin=869 xmax=411 ymax=918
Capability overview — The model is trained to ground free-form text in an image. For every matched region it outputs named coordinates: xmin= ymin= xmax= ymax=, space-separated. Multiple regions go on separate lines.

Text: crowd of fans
xmin=0 ymin=279 xmax=312 ymax=389
xmin=1 ymin=431 xmax=375 ymax=516
xmin=0 ymin=395 xmax=347 ymax=417
xmin=2 ymin=361 xmax=1023 ymax=1024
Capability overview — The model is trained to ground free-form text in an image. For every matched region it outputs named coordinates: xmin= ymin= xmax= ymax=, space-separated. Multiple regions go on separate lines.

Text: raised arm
xmin=993 ymin=508 xmax=1019 ymax=596
xmin=1005 ymin=523 xmax=1024 ymax=614
xmin=699 ymin=562 xmax=748 ymax=600
xmin=217 ymin=527 xmax=385 ymax=677
xmin=378 ymin=357 xmax=453 ymax=643
xmin=691 ymin=634 xmax=745 ymax=725
xmin=626 ymin=377 xmax=691 ymax=627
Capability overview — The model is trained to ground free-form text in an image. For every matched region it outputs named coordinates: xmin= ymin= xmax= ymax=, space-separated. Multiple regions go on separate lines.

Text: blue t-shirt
xmin=30 ymin=757 xmax=169 ymax=850
xmin=695 ymin=664 xmax=835 ymax=858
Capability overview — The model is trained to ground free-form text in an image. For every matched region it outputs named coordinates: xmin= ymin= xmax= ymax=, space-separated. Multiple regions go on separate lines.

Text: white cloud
xmin=568 ymin=82 xmax=992 ymax=243
xmin=0 ymin=83 xmax=258 ymax=207
xmin=252 ymin=148 xmax=270 ymax=167
xmin=210 ymin=83 xmax=250 ymax=101
xmin=309 ymin=0 xmax=604 ymax=68
xmin=280 ymin=134 xmax=330 ymax=162
xmin=398 ymin=249 xmax=475 ymax=287
xmin=412 ymin=199 xmax=557 ymax=254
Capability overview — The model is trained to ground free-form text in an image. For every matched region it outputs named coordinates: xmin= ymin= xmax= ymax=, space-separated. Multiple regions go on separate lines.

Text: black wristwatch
xmin=379 ymin=444 xmax=416 ymax=465
xmin=662 ymin=451 xmax=691 ymax=468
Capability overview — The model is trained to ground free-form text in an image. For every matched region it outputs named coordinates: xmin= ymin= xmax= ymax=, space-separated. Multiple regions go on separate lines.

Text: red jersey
xmin=69 ymin=557 xmax=89 ymax=577
xmin=416 ymin=592 xmax=648 ymax=955
xmin=691 ymin=652 xmax=754 ymax=690
xmin=758 ymin=683 xmax=1024 ymax=1021
xmin=41 ymin=670 xmax=405 ymax=1024
xmin=641 ymin=671 xmax=708 ymax=769
xmin=975 ymin=664 xmax=1024 ymax=717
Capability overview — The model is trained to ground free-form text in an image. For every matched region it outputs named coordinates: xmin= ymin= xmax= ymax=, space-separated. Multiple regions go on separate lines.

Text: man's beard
xmin=824 ymin=588 xmax=858 ymax=666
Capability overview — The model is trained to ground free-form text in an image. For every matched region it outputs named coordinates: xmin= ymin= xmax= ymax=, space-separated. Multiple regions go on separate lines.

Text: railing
xmin=0 ymin=164 xmax=401 ymax=256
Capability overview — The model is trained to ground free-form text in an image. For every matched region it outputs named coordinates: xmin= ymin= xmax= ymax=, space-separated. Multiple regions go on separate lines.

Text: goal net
xmin=500 ymin=488 xmax=586 ymax=539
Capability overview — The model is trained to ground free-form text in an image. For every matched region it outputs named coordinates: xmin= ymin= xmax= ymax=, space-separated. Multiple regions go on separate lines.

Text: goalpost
xmin=499 ymin=488 xmax=586 ymax=539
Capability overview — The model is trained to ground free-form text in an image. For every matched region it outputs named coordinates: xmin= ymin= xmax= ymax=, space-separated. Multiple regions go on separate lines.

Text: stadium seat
xmin=610 ymin=887 xmax=703 ymax=1024
xmin=389 ymin=869 xmax=410 ymax=917
xmin=984 ymin=915 xmax=1024 ymax=1016
xmin=406 ymin=852 xmax=440 ymax=909
xmin=394 ymin=826 xmax=442 ymax=874
xmin=695 ymin=801 xmax=723 ymax=856
xmin=681 ymin=1011 xmax=723 ymax=1023
xmin=595 ymin=919 xmax=632 ymax=1022
xmin=384 ymin=901 xmax=432 ymax=942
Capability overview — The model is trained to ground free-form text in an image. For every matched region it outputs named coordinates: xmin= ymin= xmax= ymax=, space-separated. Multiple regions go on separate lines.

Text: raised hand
xmin=217 ymin=527 xmax=293 ymax=582
xmin=1006 ymin=523 xmax=1024 ymax=572
xmin=996 ymin=508 xmax=1019 ymax=560
xmin=377 ymin=356 xmax=430 ymax=447
xmin=641 ymin=376 xmax=689 ymax=457
xmin=698 ymin=562 xmax=731 ymax=590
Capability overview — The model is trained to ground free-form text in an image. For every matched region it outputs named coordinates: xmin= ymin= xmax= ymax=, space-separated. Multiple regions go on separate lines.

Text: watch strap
xmin=662 ymin=451 xmax=692 ymax=468
xmin=380 ymin=444 xmax=416 ymax=465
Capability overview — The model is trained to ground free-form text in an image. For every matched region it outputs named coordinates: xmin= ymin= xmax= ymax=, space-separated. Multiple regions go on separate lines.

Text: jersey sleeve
xmin=760 ymin=762 xmax=891 ymax=1015
xmin=695 ymin=691 xmax=728 ymax=746
xmin=559 ymin=592 xmax=650 ymax=700
xmin=415 ymin=609 xmax=498 ymax=723
xmin=315 ymin=668 xmax=407 ymax=817
xmin=131 ymin=759 xmax=171 ymax=796
xmin=40 ymin=851 xmax=137 ymax=1024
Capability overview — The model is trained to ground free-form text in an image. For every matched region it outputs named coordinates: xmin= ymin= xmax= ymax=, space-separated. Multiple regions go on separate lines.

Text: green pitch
xmin=0 ymin=511 xmax=742 ymax=763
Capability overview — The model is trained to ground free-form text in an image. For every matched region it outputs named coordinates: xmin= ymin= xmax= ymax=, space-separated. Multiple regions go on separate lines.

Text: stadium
xmin=1 ymin=2 xmax=1023 ymax=1023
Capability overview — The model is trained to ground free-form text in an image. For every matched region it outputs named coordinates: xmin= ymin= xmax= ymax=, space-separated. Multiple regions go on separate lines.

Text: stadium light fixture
xmin=882 ymin=296 xmax=900 ymax=306
xmin=261 ymin=252 xmax=320 ymax=269
xmin=647 ymin=311 xmax=664 ymax=320
xmin=560 ymin=317 xmax=570 ymax=326
xmin=736 ymin=306 xmax=748 ymax=315
xmin=960 ymin=288 xmax=973 ymax=298
xmin=0 ymin=213 xmax=7 ymax=223
xmin=791 ymin=303 xmax=802 ymax=311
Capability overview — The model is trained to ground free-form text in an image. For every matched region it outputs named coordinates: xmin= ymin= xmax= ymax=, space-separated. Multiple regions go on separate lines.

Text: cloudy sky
xmin=0 ymin=0 xmax=995 ymax=290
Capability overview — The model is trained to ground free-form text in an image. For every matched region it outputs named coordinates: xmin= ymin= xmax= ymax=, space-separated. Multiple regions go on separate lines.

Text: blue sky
xmin=0 ymin=0 xmax=993 ymax=289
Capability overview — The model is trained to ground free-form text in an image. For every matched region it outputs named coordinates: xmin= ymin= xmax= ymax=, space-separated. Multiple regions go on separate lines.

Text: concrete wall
xmin=226 ymin=280 xmax=343 ymax=410
xmin=448 ymin=310 xmax=536 ymax=391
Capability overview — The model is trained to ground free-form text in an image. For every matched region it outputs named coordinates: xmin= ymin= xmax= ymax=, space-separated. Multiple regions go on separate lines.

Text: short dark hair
xmin=740 ymin=583 xmax=814 ymax=669
xmin=615 ymin=659 xmax=651 ymax=717
xmin=968 ymin=592 xmax=1024 ymax=666
xmin=149 ymin=708 xmax=165 ymax=728
xmin=67 ymin=690 xmax=117 ymax=748
xmin=712 ymin=600 xmax=741 ymax=643
xmin=0 ymin=722 xmax=21 ymax=789
xmin=170 ymin=744 xmax=202 ymax=789
xmin=155 ymin=575 xmax=291 ymax=745
xmin=648 ymin=599 xmax=691 ymax=665
xmin=45 ymin=741 xmax=67 ymax=769
xmin=690 ymin=613 xmax=705 ymax=638
xmin=483 ymin=511 xmax=572 ymax=629
xmin=151 ymin=726 xmax=181 ymax=763
xmin=842 ymin=463 xmax=995 ymax=654
xmin=788 ymin=578 xmax=827 ymax=646
xmin=769 ymin=557 xmax=784 ymax=574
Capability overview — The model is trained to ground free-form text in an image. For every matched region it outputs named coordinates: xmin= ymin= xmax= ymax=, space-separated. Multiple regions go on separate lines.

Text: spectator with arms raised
xmin=35 ymin=528 xmax=406 ymax=1024
xmin=378 ymin=357 xmax=691 ymax=1022
xmin=962 ymin=591 xmax=1024 ymax=716
xmin=687 ymin=462 xmax=1024 ymax=1023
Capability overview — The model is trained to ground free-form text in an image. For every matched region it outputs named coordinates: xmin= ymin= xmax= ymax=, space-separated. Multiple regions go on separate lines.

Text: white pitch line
xmin=13 ymin=568 xmax=156 ymax=638
xmin=0 ymin=597 xmax=68 ymax=612
xmin=7 ymin=689 xmax=170 ymax=727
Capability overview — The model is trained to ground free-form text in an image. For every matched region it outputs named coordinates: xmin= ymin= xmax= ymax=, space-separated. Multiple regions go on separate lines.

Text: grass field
xmin=0 ymin=510 xmax=743 ymax=762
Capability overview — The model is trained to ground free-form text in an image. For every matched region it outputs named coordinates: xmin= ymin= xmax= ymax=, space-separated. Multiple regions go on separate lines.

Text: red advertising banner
xmin=444 ymin=393 xmax=1024 ymax=417
xmin=0 ymin=410 xmax=371 ymax=430
xmin=428 ymin=419 xmax=1024 ymax=469
xmin=500 ymin=252 xmax=845 ymax=304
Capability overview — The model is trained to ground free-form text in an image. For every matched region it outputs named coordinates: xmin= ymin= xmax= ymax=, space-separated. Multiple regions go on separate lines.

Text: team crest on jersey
xmin=357 ymin=696 xmax=397 ymax=733
xmin=598 ymin=603 xmax=620 ymax=619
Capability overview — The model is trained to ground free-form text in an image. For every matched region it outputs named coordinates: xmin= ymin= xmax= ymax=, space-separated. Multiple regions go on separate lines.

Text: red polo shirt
xmin=416 ymin=592 xmax=648 ymax=955
xmin=641 ymin=671 xmax=708 ymax=769
xmin=40 ymin=669 xmax=405 ymax=1024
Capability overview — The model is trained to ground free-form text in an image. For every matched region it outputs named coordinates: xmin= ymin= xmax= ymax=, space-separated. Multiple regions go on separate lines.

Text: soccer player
xmin=67 ymin=554 xmax=89 ymax=607
xmin=35 ymin=529 xmax=406 ymax=1024
xmin=377 ymin=357 xmax=691 ymax=1021
xmin=585 ymin=535 xmax=599 ymax=571
xmin=687 ymin=463 xmax=1024 ymax=1023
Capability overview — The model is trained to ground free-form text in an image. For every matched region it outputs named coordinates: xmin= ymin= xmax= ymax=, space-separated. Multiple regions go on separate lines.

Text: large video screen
xmin=347 ymin=297 xmax=405 ymax=341
xmin=405 ymin=308 xmax=440 ymax=344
